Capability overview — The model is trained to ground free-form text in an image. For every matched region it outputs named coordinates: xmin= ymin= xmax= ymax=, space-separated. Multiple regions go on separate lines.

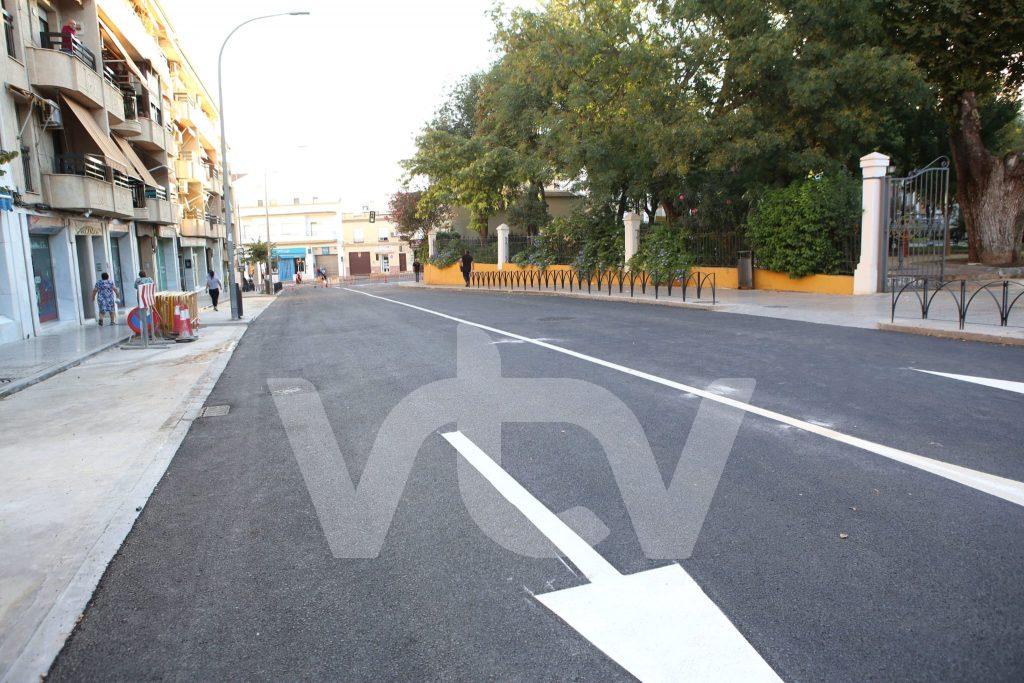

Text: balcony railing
xmin=123 ymin=93 xmax=138 ymax=120
xmin=145 ymin=185 xmax=168 ymax=201
xmin=54 ymin=152 xmax=108 ymax=180
xmin=39 ymin=32 xmax=96 ymax=71
xmin=205 ymin=211 xmax=220 ymax=225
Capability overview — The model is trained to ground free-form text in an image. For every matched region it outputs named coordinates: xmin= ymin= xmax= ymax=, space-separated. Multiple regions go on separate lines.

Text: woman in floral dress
xmin=92 ymin=272 xmax=119 ymax=326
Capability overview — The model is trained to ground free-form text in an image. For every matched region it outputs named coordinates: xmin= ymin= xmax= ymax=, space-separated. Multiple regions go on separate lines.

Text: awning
xmin=99 ymin=20 xmax=146 ymax=82
xmin=113 ymin=136 xmax=159 ymax=186
xmin=61 ymin=96 xmax=135 ymax=176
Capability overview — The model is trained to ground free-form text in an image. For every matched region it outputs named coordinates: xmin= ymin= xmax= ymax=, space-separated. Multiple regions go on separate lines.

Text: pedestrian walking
xmin=413 ymin=258 xmax=422 ymax=283
xmin=206 ymin=270 xmax=222 ymax=311
xmin=460 ymin=250 xmax=473 ymax=287
xmin=92 ymin=272 xmax=119 ymax=326
xmin=133 ymin=270 xmax=152 ymax=288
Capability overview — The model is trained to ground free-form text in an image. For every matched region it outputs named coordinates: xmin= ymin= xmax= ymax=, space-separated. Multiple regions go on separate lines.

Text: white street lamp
xmin=217 ymin=11 xmax=309 ymax=318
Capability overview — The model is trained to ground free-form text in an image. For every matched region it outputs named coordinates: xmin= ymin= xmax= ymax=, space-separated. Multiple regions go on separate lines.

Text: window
xmin=293 ymin=197 xmax=299 ymax=205
xmin=2 ymin=0 xmax=17 ymax=59
xmin=20 ymin=145 xmax=34 ymax=192
xmin=321 ymin=247 xmax=329 ymax=255
xmin=353 ymin=228 xmax=364 ymax=243
xmin=378 ymin=226 xmax=389 ymax=242
xmin=257 ymin=199 xmax=263 ymax=207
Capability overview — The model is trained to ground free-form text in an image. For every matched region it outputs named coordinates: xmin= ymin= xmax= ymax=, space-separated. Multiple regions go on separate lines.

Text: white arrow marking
xmin=442 ymin=431 xmax=781 ymax=682
xmin=913 ymin=369 xmax=1024 ymax=396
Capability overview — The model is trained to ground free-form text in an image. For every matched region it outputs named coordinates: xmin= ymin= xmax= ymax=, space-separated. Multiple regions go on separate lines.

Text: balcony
xmin=42 ymin=153 xmax=134 ymax=218
xmin=174 ymin=93 xmax=217 ymax=146
xmin=27 ymin=36 xmax=103 ymax=108
xmin=202 ymin=164 xmax=223 ymax=195
xmin=135 ymin=115 xmax=168 ymax=152
xmin=175 ymin=152 xmax=201 ymax=182
xmin=180 ymin=217 xmax=213 ymax=238
xmin=132 ymin=184 xmax=175 ymax=224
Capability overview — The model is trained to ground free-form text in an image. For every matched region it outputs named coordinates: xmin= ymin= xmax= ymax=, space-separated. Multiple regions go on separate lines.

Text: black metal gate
xmin=885 ymin=157 xmax=951 ymax=289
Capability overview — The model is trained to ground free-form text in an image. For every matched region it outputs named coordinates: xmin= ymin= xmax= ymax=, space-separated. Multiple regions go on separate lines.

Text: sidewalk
xmin=402 ymin=281 xmax=1024 ymax=345
xmin=0 ymin=290 xmax=271 ymax=400
xmin=0 ymin=294 xmax=277 ymax=682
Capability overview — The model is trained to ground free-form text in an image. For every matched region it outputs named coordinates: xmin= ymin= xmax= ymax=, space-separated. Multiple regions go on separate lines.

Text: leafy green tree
xmin=884 ymin=0 xmax=1024 ymax=264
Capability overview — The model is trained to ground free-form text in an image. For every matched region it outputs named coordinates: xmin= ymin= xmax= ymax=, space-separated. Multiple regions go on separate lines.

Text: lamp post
xmin=217 ymin=11 xmax=309 ymax=319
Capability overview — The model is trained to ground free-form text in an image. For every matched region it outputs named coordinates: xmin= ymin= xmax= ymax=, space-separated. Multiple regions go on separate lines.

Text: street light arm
xmin=216 ymin=10 xmax=309 ymax=318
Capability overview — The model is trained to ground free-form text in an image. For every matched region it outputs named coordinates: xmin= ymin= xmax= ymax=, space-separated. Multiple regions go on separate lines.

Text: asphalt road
xmin=49 ymin=285 xmax=1024 ymax=681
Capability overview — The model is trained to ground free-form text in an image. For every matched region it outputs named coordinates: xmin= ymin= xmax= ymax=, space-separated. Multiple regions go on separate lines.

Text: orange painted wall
xmin=424 ymin=263 xmax=853 ymax=295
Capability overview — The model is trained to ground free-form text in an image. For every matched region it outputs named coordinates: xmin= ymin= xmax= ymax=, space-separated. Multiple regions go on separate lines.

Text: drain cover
xmin=0 ymin=378 xmax=12 ymax=384
xmin=200 ymin=405 xmax=230 ymax=417
xmin=538 ymin=316 xmax=575 ymax=322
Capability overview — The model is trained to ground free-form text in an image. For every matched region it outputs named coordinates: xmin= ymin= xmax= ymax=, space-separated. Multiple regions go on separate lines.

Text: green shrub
xmin=428 ymin=239 xmax=463 ymax=268
xmin=746 ymin=173 xmax=860 ymax=278
xmin=628 ymin=224 xmax=692 ymax=283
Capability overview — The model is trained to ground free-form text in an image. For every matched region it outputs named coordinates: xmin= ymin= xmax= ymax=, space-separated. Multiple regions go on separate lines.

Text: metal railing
xmin=891 ymin=278 xmax=1024 ymax=329
xmin=144 ymin=185 xmax=168 ymax=201
xmin=53 ymin=152 xmax=108 ymax=180
xmin=39 ymin=32 xmax=96 ymax=71
xmin=469 ymin=267 xmax=717 ymax=304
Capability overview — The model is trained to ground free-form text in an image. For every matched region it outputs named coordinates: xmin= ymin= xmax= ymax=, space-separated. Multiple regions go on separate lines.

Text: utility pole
xmin=264 ymin=169 xmax=273 ymax=294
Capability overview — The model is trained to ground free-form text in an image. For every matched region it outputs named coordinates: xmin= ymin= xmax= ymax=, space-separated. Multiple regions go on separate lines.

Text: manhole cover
xmin=200 ymin=405 xmax=230 ymax=418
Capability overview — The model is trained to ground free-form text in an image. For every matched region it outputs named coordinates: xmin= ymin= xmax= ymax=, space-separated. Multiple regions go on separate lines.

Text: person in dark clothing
xmin=412 ymin=258 xmax=422 ymax=283
xmin=460 ymin=251 xmax=473 ymax=287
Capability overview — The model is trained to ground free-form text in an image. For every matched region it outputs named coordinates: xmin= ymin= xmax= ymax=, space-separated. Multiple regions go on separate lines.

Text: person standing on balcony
xmin=206 ymin=270 xmax=222 ymax=311
xmin=460 ymin=250 xmax=473 ymax=287
xmin=60 ymin=20 xmax=80 ymax=53
xmin=92 ymin=272 xmax=119 ymax=326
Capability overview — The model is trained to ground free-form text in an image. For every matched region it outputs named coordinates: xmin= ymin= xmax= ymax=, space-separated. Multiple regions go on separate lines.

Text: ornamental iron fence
xmin=890 ymin=277 xmax=1024 ymax=329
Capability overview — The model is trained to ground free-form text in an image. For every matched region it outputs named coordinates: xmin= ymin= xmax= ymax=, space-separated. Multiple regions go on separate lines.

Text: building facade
xmin=0 ymin=0 xmax=229 ymax=346
xmin=237 ymin=197 xmax=342 ymax=284
xmin=340 ymin=211 xmax=413 ymax=276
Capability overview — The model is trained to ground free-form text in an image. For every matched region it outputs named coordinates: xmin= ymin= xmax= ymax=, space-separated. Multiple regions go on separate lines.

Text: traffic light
xmin=369 ymin=211 xmax=376 ymax=223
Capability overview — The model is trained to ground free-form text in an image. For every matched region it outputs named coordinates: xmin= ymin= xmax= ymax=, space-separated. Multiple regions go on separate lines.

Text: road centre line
xmin=344 ymin=288 xmax=1024 ymax=508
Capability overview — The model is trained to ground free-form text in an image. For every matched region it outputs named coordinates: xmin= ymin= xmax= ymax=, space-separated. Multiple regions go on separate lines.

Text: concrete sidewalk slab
xmin=402 ymin=282 xmax=1024 ymax=343
xmin=0 ymin=295 xmax=276 ymax=682
xmin=0 ymin=321 xmax=131 ymax=400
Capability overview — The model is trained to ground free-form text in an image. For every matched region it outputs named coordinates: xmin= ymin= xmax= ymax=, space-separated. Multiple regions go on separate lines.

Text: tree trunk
xmin=949 ymin=91 xmax=1024 ymax=265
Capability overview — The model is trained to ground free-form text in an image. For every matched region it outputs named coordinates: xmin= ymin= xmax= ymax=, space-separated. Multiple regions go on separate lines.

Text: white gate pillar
xmin=853 ymin=152 xmax=890 ymax=294
xmin=623 ymin=212 xmax=642 ymax=266
xmin=496 ymin=223 xmax=509 ymax=270
xmin=427 ymin=229 xmax=437 ymax=258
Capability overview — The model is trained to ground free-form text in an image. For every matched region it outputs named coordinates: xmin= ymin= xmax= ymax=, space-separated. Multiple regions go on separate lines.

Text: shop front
xmin=27 ymin=215 xmax=78 ymax=328
xmin=272 ymin=247 xmax=309 ymax=282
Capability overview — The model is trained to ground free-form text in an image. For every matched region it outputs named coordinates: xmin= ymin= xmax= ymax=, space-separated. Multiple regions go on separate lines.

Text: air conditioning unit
xmin=41 ymin=100 xmax=62 ymax=129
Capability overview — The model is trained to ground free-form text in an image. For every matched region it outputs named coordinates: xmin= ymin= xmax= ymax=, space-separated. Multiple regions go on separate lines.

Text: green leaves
xmin=628 ymin=224 xmax=693 ymax=283
xmin=746 ymin=173 xmax=861 ymax=277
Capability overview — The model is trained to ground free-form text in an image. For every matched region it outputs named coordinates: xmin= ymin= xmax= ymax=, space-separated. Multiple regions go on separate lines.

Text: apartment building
xmin=340 ymin=211 xmax=413 ymax=276
xmin=237 ymin=197 xmax=342 ymax=283
xmin=0 ymin=0 xmax=228 ymax=345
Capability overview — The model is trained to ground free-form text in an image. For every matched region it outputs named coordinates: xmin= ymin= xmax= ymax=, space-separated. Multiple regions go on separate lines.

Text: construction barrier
xmin=153 ymin=291 xmax=199 ymax=335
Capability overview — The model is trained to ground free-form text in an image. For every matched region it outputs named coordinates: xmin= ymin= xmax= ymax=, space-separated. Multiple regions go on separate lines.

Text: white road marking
xmin=442 ymin=431 xmax=780 ymax=683
xmin=912 ymin=369 xmax=1024 ymax=396
xmin=346 ymin=287 xmax=1024 ymax=508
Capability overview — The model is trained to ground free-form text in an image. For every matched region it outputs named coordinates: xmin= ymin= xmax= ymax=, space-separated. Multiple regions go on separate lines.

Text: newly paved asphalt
xmin=49 ymin=285 xmax=1024 ymax=681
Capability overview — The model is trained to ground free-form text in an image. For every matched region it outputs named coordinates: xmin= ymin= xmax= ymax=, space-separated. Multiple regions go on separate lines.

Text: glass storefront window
xmin=30 ymin=235 xmax=58 ymax=323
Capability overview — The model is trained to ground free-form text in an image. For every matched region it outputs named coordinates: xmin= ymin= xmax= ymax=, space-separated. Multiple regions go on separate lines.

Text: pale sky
xmin=162 ymin=0 xmax=511 ymax=211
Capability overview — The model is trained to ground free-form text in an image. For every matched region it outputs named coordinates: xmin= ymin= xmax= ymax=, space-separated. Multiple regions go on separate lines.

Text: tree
xmin=885 ymin=0 xmax=1024 ymax=264
xmin=388 ymin=190 xmax=451 ymax=245
xmin=404 ymin=74 xmax=519 ymax=237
